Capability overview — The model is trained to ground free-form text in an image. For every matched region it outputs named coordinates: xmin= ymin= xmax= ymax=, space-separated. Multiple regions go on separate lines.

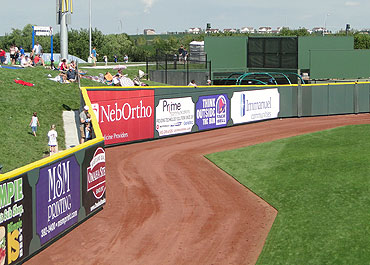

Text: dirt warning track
xmin=26 ymin=114 xmax=370 ymax=265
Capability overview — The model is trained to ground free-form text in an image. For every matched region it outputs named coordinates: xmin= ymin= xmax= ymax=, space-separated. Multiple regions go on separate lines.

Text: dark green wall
xmin=204 ymin=36 xmax=248 ymax=72
xmin=309 ymin=50 xmax=370 ymax=79
xmin=298 ymin=36 xmax=354 ymax=70
xmin=205 ymin=36 xmax=370 ymax=80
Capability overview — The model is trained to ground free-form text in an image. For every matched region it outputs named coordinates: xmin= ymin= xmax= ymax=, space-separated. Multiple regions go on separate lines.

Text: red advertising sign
xmin=87 ymin=147 xmax=106 ymax=199
xmin=87 ymin=90 xmax=154 ymax=145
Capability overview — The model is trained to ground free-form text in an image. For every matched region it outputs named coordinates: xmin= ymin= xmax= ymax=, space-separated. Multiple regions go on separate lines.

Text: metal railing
xmin=146 ymin=52 xmax=211 ymax=85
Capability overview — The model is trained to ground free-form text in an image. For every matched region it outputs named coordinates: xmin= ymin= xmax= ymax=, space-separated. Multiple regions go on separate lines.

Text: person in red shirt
xmin=33 ymin=54 xmax=45 ymax=66
xmin=0 ymin=49 xmax=6 ymax=64
xmin=59 ymin=58 xmax=68 ymax=72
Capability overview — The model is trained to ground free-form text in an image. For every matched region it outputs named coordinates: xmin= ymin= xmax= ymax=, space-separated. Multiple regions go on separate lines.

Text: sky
xmin=1 ymin=0 xmax=370 ymax=36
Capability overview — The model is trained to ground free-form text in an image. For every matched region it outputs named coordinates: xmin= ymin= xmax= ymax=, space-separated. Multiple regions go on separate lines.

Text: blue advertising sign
xmin=36 ymin=156 xmax=80 ymax=245
xmin=196 ymin=94 xmax=230 ymax=130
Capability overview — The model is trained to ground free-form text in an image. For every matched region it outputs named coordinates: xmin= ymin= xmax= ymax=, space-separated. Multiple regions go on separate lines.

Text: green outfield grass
xmin=206 ymin=125 xmax=370 ymax=264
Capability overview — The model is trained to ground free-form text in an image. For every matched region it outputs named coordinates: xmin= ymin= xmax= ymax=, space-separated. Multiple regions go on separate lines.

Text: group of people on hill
xmin=28 ymin=105 xmax=93 ymax=156
xmin=56 ymin=59 xmax=78 ymax=83
xmin=91 ymin=47 xmax=129 ymax=67
xmin=0 ymin=42 xmax=45 ymax=67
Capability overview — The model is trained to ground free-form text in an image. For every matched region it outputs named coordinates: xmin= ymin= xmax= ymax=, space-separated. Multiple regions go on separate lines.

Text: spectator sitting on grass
xmin=21 ymin=55 xmax=33 ymax=68
xmin=50 ymin=60 xmax=57 ymax=70
xmin=33 ymin=54 xmax=45 ymax=66
xmin=66 ymin=67 xmax=77 ymax=82
xmin=59 ymin=58 xmax=68 ymax=72
xmin=104 ymin=72 xmax=113 ymax=84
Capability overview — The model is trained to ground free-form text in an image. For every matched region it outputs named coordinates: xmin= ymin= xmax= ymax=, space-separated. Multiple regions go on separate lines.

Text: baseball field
xmin=207 ymin=123 xmax=370 ymax=264
xmin=26 ymin=113 xmax=370 ymax=264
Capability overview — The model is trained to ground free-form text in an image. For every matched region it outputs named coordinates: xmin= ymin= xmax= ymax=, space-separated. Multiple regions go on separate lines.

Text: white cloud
xmin=142 ymin=0 xmax=155 ymax=13
xmin=345 ymin=1 xmax=360 ymax=6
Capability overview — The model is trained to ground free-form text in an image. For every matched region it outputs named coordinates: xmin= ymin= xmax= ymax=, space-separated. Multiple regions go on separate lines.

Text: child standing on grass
xmin=48 ymin=124 xmax=58 ymax=155
xmin=29 ymin=112 xmax=40 ymax=137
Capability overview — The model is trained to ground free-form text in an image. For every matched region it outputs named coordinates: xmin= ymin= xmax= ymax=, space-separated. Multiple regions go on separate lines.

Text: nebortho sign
xmin=87 ymin=89 xmax=155 ymax=145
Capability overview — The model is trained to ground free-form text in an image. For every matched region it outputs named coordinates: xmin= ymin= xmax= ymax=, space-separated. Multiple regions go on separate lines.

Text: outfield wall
xmin=1 ymin=82 xmax=366 ymax=264
xmin=0 ymin=90 xmax=105 ymax=264
xmin=83 ymin=81 xmax=370 ymax=146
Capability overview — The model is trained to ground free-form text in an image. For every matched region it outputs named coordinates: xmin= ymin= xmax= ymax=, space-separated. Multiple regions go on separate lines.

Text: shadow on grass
xmin=62 ymin=104 xmax=72 ymax=111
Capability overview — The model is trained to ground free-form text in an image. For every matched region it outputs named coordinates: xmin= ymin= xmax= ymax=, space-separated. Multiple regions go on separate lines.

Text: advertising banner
xmin=87 ymin=90 xmax=154 ymax=145
xmin=156 ymin=97 xmax=195 ymax=136
xmin=82 ymin=145 xmax=106 ymax=215
xmin=231 ymin=88 xmax=280 ymax=124
xmin=36 ymin=156 xmax=80 ymax=245
xmin=196 ymin=94 xmax=230 ymax=130
xmin=0 ymin=174 xmax=32 ymax=265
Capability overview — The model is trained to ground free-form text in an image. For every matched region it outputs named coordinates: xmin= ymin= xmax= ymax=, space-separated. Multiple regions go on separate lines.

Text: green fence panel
xmin=328 ymin=84 xmax=354 ymax=114
xmin=311 ymin=85 xmax=329 ymax=116
xmin=278 ymin=86 xmax=298 ymax=118
xmin=358 ymin=83 xmax=370 ymax=113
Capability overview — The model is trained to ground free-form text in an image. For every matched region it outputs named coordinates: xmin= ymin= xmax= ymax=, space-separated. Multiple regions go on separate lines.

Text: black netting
xmin=281 ymin=38 xmax=297 ymax=53
xmin=265 ymin=54 xmax=280 ymax=68
xmin=281 ymin=54 xmax=298 ymax=68
xmin=247 ymin=37 xmax=298 ymax=69
xmin=248 ymin=39 xmax=264 ymax=53
xmin=249 ymin=54 xmax=264 ymax=68
xmin=265 ymin=39 xmax=280 ymax=53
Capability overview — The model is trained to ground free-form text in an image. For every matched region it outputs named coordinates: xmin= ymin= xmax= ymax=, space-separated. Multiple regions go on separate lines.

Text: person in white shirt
xmin=32 ymin=41 xmax=42 ymax=56
xmin=48 ymin=124 xmax=58 ymax=155
xmin=21 ymin=55 xmax=33 ymax=68
xmin=29 ymin=112 xmax=40 ymax=136
xmin=188 ymin=80 xmax=197 ymax=87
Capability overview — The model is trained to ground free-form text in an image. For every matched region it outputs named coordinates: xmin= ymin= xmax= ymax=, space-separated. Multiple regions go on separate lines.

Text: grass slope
xmin=79 ymin=63 xmax=169 ymax=87
xmin=1 ymin=64 xmax=166 ymax=173
xmin=0 ymin=67 xmax=80 ymax=173
xmin=206 ymin=125 xmax=370 ymax=264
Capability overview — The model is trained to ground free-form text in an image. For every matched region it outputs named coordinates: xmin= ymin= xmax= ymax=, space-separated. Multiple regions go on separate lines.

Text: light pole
xmin=59 ymin=0 xmax=72 ymax=60
xmin=323 ymin=13 xmax=330 ymax=36
xmin=89 ymin=0 xmax=92 ymax=58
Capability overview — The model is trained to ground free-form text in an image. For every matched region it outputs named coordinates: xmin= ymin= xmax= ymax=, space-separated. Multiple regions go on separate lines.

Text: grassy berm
xmin=206 ymin=125 xmax=370 ymax=264
xmin=0 ymin=67 xmax=80 ymax=173
xmin=0 ymin=64 xmax=161 ymax=173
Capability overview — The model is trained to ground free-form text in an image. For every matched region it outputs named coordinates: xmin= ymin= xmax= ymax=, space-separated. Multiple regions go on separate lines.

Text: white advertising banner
xmin=231 ymin=88 xmax=280 ymax=124
xmin=156 ymin=97 xmax=195 ymax=136
xmin=34 ymin=26 xmax=53 ymax=36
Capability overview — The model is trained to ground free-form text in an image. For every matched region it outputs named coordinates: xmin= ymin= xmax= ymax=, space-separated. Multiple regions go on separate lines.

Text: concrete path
xmin=63 ymin=110 xmax=80 ymax=149
xmin=80 ymin=63 xmax=154 ymax=69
